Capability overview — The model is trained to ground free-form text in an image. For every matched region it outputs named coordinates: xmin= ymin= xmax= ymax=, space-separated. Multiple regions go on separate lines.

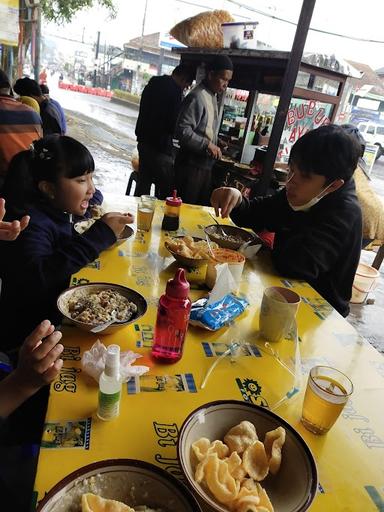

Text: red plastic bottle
xmin=151 ymin=268 xmax=192 ymax=363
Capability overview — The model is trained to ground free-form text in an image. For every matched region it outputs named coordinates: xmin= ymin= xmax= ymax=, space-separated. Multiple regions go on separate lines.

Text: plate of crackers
xmin=178 ymin=400 xmax=317 ymax=512
xmin=165 ymin=236 xmax=218 ymax=267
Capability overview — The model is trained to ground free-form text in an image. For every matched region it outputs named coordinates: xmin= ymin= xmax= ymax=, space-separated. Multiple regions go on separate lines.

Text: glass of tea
xmin=137 ymin=197 xmax=155 ymax=231
xmin=301 ymin=366 xmax=353 ymax=435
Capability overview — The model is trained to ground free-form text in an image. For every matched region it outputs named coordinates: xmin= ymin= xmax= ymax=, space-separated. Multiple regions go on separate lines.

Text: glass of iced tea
xmin=137 ymin=198 xmax=155 ymax=231
xmin=301 ymin=366 xmax=353 ymax=435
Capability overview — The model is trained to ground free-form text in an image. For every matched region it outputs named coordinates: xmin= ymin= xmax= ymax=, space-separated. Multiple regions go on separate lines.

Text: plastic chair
xmin=125 ymin=171 xmax=158 ymax=197
xmin=126 ymin=171 xmax=138 ymax=195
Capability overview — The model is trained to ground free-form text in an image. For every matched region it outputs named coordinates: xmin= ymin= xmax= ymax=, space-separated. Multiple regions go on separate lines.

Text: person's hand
xmin=13 ymin=320 xmax=64 ymax=393
xmin=0 ymin=198 xmax=29 ymax=241
xmin=101 ymin=212 xmax=135 ymax=237
xmin=207 ymin=142 xmax=222 ymax=160
xmin=210 ymin=187 xmax=242 ymax=218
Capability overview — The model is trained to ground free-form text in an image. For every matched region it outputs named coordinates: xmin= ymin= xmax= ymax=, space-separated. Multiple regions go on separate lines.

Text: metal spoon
xmin=90 ymin=312 xmax=125 ymax=333
xmin=209 ymin=212 xmax=226 ymax=237
xmin=205 ymin=233 xmax=218 ymax=261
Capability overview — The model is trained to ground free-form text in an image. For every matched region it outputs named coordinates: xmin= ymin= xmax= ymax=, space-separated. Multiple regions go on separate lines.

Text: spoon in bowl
xmin=205 ymin=233 xmax=218 ymax=261
xmin=90 ymin=311 xmax=125 ymax=333
xmin=209 ymin=212 xmax=226 ymax=237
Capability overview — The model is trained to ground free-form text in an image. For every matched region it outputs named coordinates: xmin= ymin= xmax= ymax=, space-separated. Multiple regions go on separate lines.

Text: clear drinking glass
xmin=301 ymin=365 xmax=353 ymax=435
xmin=137 ymin=198 xmax=155 ymax=231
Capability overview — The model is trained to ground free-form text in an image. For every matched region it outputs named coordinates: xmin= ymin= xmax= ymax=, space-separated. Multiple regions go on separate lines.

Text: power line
xmin=176 ymin=0 xmax=384 ymax=44
xmin=225 ymin=0 xmax=384 ymax=44
xmin=44 ymin=32 xmax=94 ymax=46
xmin=174 ymin=0 xmax=251 ymax=20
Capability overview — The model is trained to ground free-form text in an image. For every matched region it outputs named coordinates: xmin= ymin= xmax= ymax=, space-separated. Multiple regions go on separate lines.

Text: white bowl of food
xmin=165 ymin=236 xmax=218 ymax=268
xmin=36 ymin=458 xmax=202 ymax=511
xmin=178 ymin=400 xmax=318 ymax=512
xmin=57 ymin=283 xmax=147 ymax=334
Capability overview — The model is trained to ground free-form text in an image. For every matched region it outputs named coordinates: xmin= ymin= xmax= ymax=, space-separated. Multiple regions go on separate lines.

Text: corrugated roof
xmin=346 ymin=59 xmax=384 ymax=96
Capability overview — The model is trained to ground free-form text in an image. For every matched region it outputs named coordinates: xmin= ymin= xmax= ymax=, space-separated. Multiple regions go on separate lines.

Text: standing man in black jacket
xmin=211 ymin=125 xmax=362 ymax=317
xmin=134 ymin=64 xmax=194 ymax=199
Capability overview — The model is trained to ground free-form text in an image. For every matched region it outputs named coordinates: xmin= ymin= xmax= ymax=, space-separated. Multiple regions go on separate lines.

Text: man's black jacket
xmin=135 ymin=75 xmax=183 ymax=154
xmin=230 ymin=180 xmax=362 ymax=317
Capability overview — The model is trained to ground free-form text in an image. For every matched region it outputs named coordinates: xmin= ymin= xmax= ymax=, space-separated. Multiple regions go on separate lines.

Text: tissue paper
xmin=82 ymin=340 xmax=149 ymax=383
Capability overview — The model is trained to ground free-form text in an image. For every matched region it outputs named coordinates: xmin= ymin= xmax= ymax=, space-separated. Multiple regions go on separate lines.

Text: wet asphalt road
xmin=57 ymin=88 xmax=384 ymax=354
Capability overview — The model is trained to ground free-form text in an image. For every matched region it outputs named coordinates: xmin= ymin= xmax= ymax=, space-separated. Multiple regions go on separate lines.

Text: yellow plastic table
xmin=33 ymin=195 xmax=384 ymax=511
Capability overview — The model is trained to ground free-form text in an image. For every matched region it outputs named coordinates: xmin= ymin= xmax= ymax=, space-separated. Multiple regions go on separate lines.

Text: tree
xmin=40 ymin=0 xmax=116 ymax=24
xmin=19 ymin=0 xmax=116 ymax=78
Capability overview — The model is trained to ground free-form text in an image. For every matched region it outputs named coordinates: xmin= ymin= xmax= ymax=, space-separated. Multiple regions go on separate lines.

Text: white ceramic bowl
xmin=165 ymin=236 xmax=217 ymax=268
xmin=178 ymin=400 xmax=318 ymax=512
xmin=57 ymin=282 xmax=147 ymax=335
xmin=36 ymin=458 xmax=202 ymax=511
xmin=115 ymin=224 xmax=134 ymax=245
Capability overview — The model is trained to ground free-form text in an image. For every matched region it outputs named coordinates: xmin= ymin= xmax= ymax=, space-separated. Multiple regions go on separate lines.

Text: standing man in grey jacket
xmin=174 ymin=55 xmax=233 ymax=205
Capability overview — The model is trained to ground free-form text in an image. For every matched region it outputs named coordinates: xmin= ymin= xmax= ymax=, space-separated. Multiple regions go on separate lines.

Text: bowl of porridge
xmin=57 ymin=283 xmax=147 ymax=334
xmin=36 ymin=458 xmax=202 ymax=511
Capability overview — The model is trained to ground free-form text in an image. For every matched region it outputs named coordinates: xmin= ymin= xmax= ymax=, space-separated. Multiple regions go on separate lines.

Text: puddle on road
xmin=93 ymin=151 xmax=132 ymax=195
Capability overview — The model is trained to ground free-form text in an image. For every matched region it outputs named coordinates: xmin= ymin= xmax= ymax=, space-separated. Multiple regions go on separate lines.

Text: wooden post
xmin=258 ymin=0 xmax=316 ymax=194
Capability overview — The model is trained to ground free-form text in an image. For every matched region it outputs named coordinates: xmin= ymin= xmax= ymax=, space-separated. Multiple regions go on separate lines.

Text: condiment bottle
xmin=97 ymin=344 xmax=122 ymax=420
xmin=161 ymin=189 xmax=182 ymax=231
xmin=151 ymin=268 xmax=192 ymax=363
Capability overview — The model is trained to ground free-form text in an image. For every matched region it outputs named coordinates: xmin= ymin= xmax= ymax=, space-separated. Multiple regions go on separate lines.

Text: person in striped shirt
xmin=0 ymin=69 xmax=42 ymax=182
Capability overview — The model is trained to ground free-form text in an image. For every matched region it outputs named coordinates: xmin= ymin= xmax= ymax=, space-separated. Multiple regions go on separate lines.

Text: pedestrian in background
xmin=13 ymin=77 xmax=63 ymax=135
xmin=174 ymin=55 xmax=233 ymax=205
xmin=0 ymin=70 xmax=42 ymax=184
xmin=134 ymin=64 xmax=194 ymax=199
xmin=40 ymin=83 xmax=67 ymax=134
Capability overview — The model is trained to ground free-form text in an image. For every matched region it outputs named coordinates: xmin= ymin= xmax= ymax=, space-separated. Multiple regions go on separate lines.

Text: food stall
xmin=173 ymin=47 xmax=359 ymax=196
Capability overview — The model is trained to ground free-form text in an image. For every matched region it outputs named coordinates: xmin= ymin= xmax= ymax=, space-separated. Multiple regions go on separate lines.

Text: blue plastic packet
xmin=189 ymin=294 xmax=249 ymax=330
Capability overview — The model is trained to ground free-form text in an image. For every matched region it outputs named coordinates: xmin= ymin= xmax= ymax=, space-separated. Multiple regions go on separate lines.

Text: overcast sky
xmin=44 ymin=0 xmax=384 ymax=69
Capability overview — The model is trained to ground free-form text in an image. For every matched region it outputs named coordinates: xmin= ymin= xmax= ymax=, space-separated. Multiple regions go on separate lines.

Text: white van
xmin=357 ymin=122 xmax=384 ymax=160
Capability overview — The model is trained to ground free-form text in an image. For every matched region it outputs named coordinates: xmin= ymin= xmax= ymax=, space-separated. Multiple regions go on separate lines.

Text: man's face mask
xmin=286 ymin=170 xmax=336 ymax=212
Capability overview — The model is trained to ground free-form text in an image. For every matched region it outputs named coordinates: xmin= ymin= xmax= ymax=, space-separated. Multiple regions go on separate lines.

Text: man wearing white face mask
xmin=210 ymin=124 xmax=362 ymax=317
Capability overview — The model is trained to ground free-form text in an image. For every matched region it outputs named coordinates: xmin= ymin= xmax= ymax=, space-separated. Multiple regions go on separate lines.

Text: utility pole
xmin=136 ymin=0 xmax=148 ymax=93
xmin=93 ymin=30 xmax=100 ymax=87
xmin=34 ymin=3 xmax=41 ymax=82
xmin=258 ymin=0 xmax=317 ymax=194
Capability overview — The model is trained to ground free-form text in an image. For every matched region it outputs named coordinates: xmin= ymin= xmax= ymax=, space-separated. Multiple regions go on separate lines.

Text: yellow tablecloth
xmin=34 ymin=195 xmax=384 ymax=511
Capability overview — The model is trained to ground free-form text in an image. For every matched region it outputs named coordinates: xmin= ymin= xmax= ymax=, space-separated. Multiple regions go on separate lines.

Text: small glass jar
xmin=161 ymin=190 xmax=182 ymax=231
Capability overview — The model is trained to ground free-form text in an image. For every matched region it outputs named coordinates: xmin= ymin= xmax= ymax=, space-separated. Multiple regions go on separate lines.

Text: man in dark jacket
xmin=134 ymin=64 xmax=194 ymax=199
xmin=174 ymin=55 xmax=233 ymax=205
xmin=211 ymin=125 xmax=362 ymax=317
xmin=13 ymin=77 xmax=63 ymax=135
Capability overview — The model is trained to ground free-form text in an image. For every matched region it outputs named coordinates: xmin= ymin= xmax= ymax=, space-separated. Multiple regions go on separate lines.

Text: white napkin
xmin=81 ymin=340 xmax=149 ymax=383
xmin=239 ymin=241 xmax=262 ymax=259
xmin=207 ymin=263 xmax=237 ymax=305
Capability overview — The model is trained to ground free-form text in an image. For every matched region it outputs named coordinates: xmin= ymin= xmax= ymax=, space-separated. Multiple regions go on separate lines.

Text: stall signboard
xmin=0 ymin=0 xmax=19 ymax=47
xmin=277 ymin=98 xmax=333 ymax=162
xmin=363 ymin=143 xmax=379 ymax=176
xmin=159 ymin=33 xmax=185 ymax=49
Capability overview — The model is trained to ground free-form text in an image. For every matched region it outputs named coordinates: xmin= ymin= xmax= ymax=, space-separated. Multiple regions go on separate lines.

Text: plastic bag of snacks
xmin=170 ymin=10 xmax=234 ymax=48
xmin=189 ymin=294 xmax=249 ymax=330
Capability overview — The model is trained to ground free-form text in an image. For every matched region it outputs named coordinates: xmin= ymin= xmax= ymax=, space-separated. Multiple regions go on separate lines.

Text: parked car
xmin=358 ymin=122 xmax=384 ymax=160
